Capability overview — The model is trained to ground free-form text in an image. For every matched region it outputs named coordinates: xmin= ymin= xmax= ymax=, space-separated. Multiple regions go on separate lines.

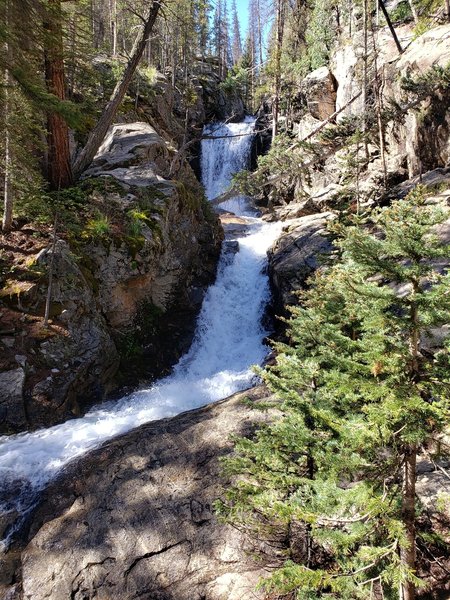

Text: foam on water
xmin=0 ymin=117 xmax=281 ymax=546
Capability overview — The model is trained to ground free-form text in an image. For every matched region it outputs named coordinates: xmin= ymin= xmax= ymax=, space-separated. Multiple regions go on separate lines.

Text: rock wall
xmin=263 ymin=22 xmax=450 ymax=205
xmin=263 ymin=22 xmax=450 ymax=316
xmin=2 ymin=382 xmax=448 ymax=600
xmin=384 ymin=25 xmax=450 ymax=177
xmin=0 ymin=123 xmax=222 ymax=434
xmin=268 ymin=212 xmax=335 ymax=313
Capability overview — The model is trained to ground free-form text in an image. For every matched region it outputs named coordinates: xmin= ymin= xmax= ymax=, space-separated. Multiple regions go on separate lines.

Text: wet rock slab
xmin=2 ymin=386 xmax=282 ymax=600
xmin=219 ymin=211 xmax=250 ymax=237
xmin=0 ymin=368 xmax=26 ymax=430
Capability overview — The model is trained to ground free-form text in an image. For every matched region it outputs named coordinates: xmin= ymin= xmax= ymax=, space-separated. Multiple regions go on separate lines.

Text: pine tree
xmin=195 ymin=0 xmax=211 ymax=63
xmin=231 ymin=0 xmax=242 ymax=65
xmin=218 ymin=188 xmax=450 ymax=599
xmin=44 ymin=0 xmax=73 ymax=189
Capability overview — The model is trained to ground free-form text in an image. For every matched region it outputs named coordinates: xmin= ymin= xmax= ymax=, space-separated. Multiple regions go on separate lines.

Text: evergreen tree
xmin=44 ymin=0 xmax=73 ymax=189
xmin=195 ymin=0 xmax=211 ymax=61
xmin=305 ymin=0 xmax=337 ymax=70
xmin=231 ymin=0 xmax=242 ymax=65
xmin=218 ymin=188 xmax=450 ymax=599
xmin=240 ymin=29 xmax=256 ymax=109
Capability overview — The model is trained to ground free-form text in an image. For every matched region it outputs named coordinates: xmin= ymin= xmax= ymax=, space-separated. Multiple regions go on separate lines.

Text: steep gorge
xmin=0 ymin=66 xmax=247 ymax=433
xmin=0 ymin=9 xmax=450 ymax=600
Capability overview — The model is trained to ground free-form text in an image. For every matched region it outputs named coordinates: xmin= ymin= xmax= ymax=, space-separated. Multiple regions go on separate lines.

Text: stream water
xmin=0 ymin=117 xmax=281 ymax=548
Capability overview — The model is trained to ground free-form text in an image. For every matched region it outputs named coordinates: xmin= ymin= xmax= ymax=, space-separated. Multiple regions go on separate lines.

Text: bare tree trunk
xmin=272 ymin=0 xmax=284 ymax=138
xmin=400 ymin=288 xmax=420 ymax=600
xmin=68 ymin=12 xmax=77 ymax=97
xmin=44 ymin=0 xmax=73 ymax=190
xmin=257 ymin=0 xmax=263 ymax=67
xmin=371 ymin=10 xmax=388 ymax=187
xmin=2 ymin=0 xmax=13 ymax=233
xmin=378 ymin=0 xmax=403 ymax=54
xmin=72 ymin=1 xmax=161 ymax=178
xmin=445 ymin=0 xmax=450 ymax=21
xmin=349 ymin=0 xmax=352 ymax=36
xmin=356 ymin=135 xmax=361 ymax=215
xmin=111 ymin=0 xmax=117 ymax=56
xmin=362 ymin=0 xmax=369 ymax=160
xmin=43 ymin=214 xmax=58 ymax=327
xmin=172 ymin=28 xmax=178 ymax=88
xmin=2 ymin=66 xmax=13 ymax=233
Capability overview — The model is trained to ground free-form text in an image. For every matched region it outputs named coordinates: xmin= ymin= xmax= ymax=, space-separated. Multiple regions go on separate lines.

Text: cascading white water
xmin=0 ymin=117 xmax=281 ymax=547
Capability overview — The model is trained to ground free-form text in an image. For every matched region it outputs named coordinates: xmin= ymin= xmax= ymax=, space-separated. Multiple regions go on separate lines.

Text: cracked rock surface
xmin=2 ymin=386 xmax=284 ymax=600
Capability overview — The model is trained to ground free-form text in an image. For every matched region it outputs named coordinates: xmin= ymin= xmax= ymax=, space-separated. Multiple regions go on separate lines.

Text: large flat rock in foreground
xmin=3 ymin=387 xmax=281 ymax=600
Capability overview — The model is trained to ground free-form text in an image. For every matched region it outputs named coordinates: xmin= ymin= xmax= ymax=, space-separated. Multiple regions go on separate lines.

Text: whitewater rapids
xmin=0 ymin=117 xmax=281 ymax=547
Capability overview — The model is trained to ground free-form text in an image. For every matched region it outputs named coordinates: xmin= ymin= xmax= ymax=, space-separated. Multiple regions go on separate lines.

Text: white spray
xmin=0 ymin=117 xmax=281 ymax=547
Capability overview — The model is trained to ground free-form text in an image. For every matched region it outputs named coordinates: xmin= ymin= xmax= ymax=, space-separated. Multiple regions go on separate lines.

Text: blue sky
xmin=235 ymin=0 xmax=249 ymax=35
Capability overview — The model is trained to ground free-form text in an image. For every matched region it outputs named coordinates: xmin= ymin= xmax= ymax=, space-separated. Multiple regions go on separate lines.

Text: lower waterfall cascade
xmin=0 ymin=117 xmax=282 ymax=548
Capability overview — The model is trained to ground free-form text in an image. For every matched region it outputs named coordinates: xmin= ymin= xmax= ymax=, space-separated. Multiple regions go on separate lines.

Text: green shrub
xmin=390 ymin=0 xmax=413 ymax=22
xmin=82 ymin=214 xmax=111 ymax=242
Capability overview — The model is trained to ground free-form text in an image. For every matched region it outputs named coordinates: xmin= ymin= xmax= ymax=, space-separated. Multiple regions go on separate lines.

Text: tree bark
xmin=371 ymin=13 xmax=388 ymax=187
xmin=44 ymin=0 xmax=73 ymax=190
xmin=43 ymin=214 xmax=58 ymax=327
xmin=400 ymin=286 xmax=420 ymax=600
xmin=2 ymin=0 xmax=13 ymax=233
xmin=407 ymin=0 xmax=418 ymax=23
xmin=72 ymin=0 xmax=161 ymax=178
xmin=2 ymin=68 xmax=13 ymax=233
xmin=362 ymin=0 xmax=369 ymax=160
xmin=257 ymin=0 xmax=263 ymax=67
xmin=401 ymin=445 xmax=417 ymax=600
xmin=272 ymin=0 xmax=284 ymax=138
xmin=445 ymin=0 xmax=450 ymax=21
xmin=378 ymin=0 xmax=403 ymax=54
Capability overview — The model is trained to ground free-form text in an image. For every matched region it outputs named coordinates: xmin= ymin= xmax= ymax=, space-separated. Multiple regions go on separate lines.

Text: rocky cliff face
xmin=268 ymin=212 xmax=335 ymax=313
xmin=260 ymin=22 xmax=450 ymax=314
xmin=0 ymin=123 xmax=222 ymax=434
xmin=266 ymin=22 xmax=450 ymax=204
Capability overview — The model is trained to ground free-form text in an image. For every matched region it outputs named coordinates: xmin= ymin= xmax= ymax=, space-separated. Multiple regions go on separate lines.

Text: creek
xmin=0 ymin=117 xmax=281 ymax=548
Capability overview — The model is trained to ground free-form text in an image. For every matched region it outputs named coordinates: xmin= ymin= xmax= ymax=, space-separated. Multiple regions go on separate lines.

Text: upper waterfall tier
xmin=201 ymin=117 xmax=256 ymax=205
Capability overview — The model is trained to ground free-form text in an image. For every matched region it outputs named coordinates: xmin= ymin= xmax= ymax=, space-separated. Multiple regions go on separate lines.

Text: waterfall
xmin=0 ymin=118 xmax=281 ymax=548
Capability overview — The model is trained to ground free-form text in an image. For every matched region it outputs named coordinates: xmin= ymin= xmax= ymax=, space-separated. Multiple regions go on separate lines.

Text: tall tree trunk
xmin=400 ymin=287 xmax=420 ymax=600
xmin=111 ymin=0 xmax=117 ymax=56
xmin=257 ymin=0 xmax=263 ymax=67
xmin=44 ymin=0 xmax=73 ymax=190
xmin=378 ymin=0 xmax=403 ymax=54
xmin=362 ymin=0 xmax=369 ymax=160
xmin=272 ymin=0 xmax=284 ymax=138
xmin=68 ymin=10 xmax=77 ymax=97
xmin=2 ymin=60 xmax=13 ymax=233
xmin=349 ymin=0 xmax=352 ymax=36
xmin=371 ymin=9 xmax=388 ymax=187
xmin=401 ymin=444 xmax=417 ymax=600
xmin=72 ymin=0 xmax=161 ymax=178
